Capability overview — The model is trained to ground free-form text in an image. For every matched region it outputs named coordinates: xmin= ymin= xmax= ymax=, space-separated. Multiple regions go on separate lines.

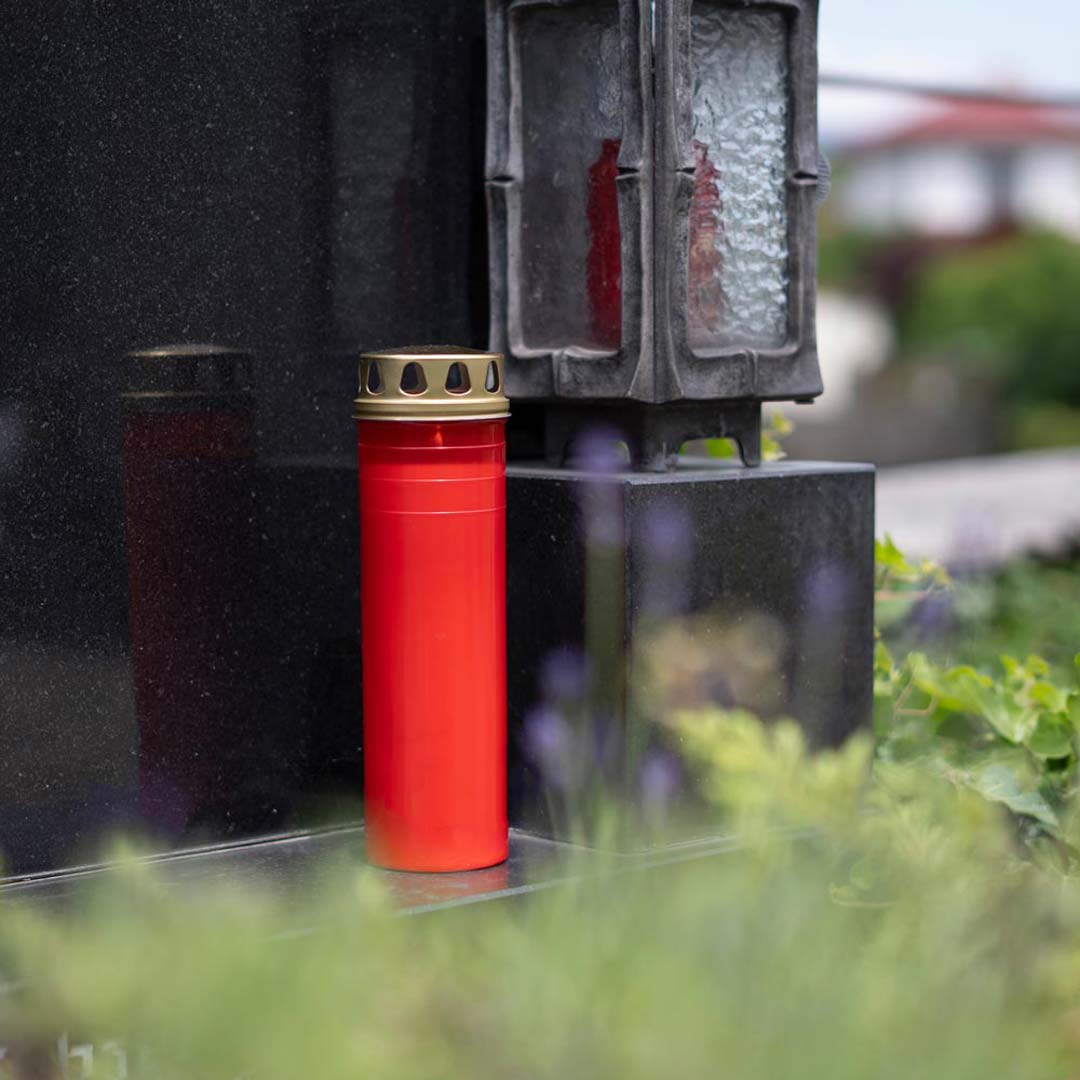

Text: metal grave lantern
xmin=486 ymin=0 xmax=822 ymax=468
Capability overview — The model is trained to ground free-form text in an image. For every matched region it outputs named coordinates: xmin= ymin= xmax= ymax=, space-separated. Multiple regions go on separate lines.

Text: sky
xmin=818 ymin=0 xmax=1080 ymax=145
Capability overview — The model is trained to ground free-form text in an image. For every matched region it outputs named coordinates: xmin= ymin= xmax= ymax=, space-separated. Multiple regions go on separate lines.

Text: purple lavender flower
xmin=909 ymin=590 xmax=955 ymax=643
xmin=571 ymin=425 xmax=626 ymax=475
xmin=640 ymin=750 xmax=683 ymax=816
xmin=804 ymin=561 xmax=852 ymax=620
xmin=641 ymin=504 xmax=692 ymax=562
xmin=541 ymin=647 xmax=588 ymax=703
xmin=524 ymin=706 xmax=575 ymax=791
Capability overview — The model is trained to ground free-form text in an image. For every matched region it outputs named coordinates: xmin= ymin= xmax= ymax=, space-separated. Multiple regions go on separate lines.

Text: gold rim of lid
xmin=354 ymin=345 xmax=509 ymax=422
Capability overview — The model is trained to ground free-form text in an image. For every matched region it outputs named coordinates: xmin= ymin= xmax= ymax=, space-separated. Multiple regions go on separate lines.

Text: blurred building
xmin=836 ymin=100 xmax=1080 ymax=238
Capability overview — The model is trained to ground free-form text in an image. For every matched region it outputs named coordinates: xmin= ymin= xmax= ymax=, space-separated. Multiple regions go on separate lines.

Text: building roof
xmin=848 ymin=99 xmax=1080 ymax=156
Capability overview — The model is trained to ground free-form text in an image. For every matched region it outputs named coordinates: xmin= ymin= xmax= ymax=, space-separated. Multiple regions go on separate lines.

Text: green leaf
xmin=966 ymin=760 xmax=1059 ymax=828
xmin=1025 ymin=655 xmax=1051 ymax=679
xmin=769 ymin=411 xmax=793 ymax=438
xmin=1067 ymin=692 xmax=1080 ymax=732
xmin=909 ymin=660 xmax=1029 ymax=743
xmin=703 ymin=438 xmax=735 ymax=460
xmin=1030 ymin=681 xmax=1069 ymax=714
xmin=875 ymin=535 xmax=915 ymax=577
xmin=1026 ymin=713 xmax=1075 ymax=760
xmin=874 ymin=639 xmax=895 ymax=678
xmin=762 ymin=413 xmax=792 ymax=463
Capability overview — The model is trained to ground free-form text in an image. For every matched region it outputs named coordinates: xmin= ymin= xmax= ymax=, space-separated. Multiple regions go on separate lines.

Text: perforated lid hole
xmin=400 ymin=361 xmax=427 ymax=395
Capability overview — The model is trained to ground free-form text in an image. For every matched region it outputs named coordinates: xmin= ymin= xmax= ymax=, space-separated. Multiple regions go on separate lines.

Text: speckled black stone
xmin=0 ymin=458 xmax=366 ymax=878
xmin=0 ymin=0 xmax=486 ymax=878
xmin=506 ymin=459 xmax=876 ymax=845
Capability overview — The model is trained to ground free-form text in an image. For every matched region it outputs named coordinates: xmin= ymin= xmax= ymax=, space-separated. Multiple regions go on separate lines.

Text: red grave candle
xmin=355 ymin=346 xmax=509 ymax=872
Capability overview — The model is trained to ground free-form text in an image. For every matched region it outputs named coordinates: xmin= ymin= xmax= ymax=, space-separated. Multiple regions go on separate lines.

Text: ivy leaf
xmin=1067 ymin=692 xmax=1080 ymax=733
xmin=1030 ymin=681 xmax=1070 ymax=714
xmin=769 ymin=411 xmax=794 ymax=438
xmin=966 ymin=760 xmax=1059 ymax=828
xmin=1026 ymin=712 xmax=1075 ymax=760
xmin=1026 ymin=655 xmax=1051 ymax=679
xmin=874 ymin=639 xmax=895 ymax=678
xmin=703 ymin=438 xmax=735 ymax=460
xmin=875 ymin=536 xmax=916 ymax=577
xmin=1000 ymin=655 xmax=1021 ymax=680
xmin=910 ymin=660 xmax=1027 ymax=743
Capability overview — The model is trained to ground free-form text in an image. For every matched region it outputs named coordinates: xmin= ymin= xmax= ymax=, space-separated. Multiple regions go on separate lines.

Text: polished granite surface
xmin=0 ymin=0 xmax=488 ymax=880
xmin=0 ymin=826 xmax=743 ymax=917
xmin=507 ymin=460 xmax=875 ymax=843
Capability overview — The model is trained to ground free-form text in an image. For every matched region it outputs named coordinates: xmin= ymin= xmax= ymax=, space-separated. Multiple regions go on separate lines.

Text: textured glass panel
xmin=515 ymin=2 xmax=623 ymax=352
xmin=689 ymin=4 xmax=789 ymax=350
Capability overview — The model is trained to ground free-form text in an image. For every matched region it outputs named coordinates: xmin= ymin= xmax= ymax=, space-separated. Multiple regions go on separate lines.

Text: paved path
xmin=875 ymin=448 xmax=1080 ymax=567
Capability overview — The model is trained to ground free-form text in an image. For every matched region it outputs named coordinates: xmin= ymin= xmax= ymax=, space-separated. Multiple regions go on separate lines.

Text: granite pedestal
xmin=0 ymin=453 xmax=873 ymax=878
xmin=506 ymin=459 xmax=875 ymax=847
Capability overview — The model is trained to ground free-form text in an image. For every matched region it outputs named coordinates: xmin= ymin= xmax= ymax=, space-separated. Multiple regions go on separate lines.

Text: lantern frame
xmin=486 ymin=0 xmax=824 ymax=466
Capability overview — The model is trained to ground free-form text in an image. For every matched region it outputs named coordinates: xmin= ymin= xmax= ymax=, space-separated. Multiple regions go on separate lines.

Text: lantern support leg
xmin=540 ymin=402 xmax=763 ymax=471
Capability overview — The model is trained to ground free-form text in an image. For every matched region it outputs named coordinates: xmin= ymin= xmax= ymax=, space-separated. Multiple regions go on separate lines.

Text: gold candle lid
xmin=354 ymin=345 xmax=509 ymax=422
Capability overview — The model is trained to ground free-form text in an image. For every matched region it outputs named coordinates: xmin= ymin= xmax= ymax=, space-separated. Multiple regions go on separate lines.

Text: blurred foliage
xmin=947 ymin=556 xmax=1080 ymax=680
xmin=873 ymin=538 xmax=1080 ymax=862
xmin=702 ymin=411 xmax=792 ymax=462
xmin=1007 ymin=402 xmax=1080 ymax=452
xmin=817 ymin=226 xmax=888 ymax=291
xmin=898 ymin=231 xmax=1080 ymax=409
xmin=2 ymin=540 xmax=1080 ymax=1077
xmin=876 ymin=542 xmax=1080 ymax=684
xmin=3 ymin=722 xmax=1080 ymax=1078
xmin=5 ymin=769 xmax=1080 ymax=1080
xmin=872 ymin=533 xmax=952 ymax=635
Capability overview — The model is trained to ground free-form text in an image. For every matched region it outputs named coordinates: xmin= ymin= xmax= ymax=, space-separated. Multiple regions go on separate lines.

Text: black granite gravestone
xmin=0 ymin=0 xmax=485 ymax=878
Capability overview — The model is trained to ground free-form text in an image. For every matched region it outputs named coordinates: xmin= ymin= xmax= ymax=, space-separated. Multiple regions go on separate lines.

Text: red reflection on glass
xmin=123 ymin=410 xmax=256 ymax=835
xmin=586 ymin=137 xmax=622 ymax=350
xmin=688 ymin=138 xmax=725 ymax=348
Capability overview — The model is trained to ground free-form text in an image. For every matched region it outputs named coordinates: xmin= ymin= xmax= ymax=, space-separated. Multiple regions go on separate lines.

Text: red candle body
xmin=357 ymin=417 xmax=508 ymax=871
